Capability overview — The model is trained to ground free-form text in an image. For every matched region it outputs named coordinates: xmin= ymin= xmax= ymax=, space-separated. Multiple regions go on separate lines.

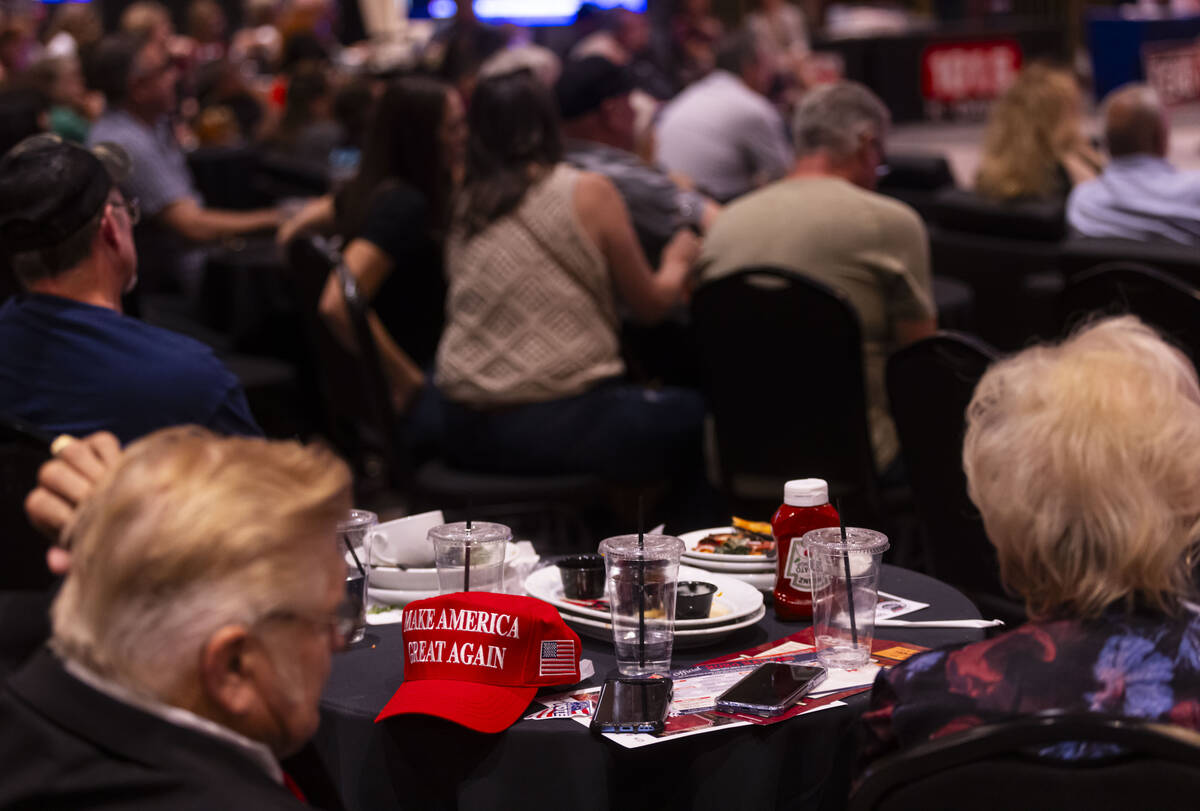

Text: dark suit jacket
xmin=0 ymin=649 xmax=311 ymax=810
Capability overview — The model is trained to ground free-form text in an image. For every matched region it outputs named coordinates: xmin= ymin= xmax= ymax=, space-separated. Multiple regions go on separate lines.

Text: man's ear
xmin=97 ymin=207 xmax=121 ymax=251
xmin=200 ymin=625 xmax=260 ymax=717
xmin=599 ymin=96 xmax=621 ymax=126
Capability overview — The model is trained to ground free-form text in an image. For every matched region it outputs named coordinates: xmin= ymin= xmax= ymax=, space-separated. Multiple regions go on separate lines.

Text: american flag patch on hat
xmin=539 ymin=639 xmax=576 ymax=676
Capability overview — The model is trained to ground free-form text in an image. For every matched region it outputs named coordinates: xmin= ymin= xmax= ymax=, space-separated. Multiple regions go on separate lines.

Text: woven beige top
xmin=436 ymin=164 xmax=625 ymax=406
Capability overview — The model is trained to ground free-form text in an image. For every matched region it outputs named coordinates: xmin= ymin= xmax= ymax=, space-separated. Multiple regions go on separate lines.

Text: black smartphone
xmin=590 ymin=678 xmax=673 ymax=734
xmin=715 ymin=662 xmax=827 ymax=717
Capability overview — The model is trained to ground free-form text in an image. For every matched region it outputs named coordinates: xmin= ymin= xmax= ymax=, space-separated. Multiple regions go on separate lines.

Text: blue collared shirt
xmin=0 ymin=294 xmax=261 ymax=443
xmin=1067 ymin=155 xmax=1200 ymax=246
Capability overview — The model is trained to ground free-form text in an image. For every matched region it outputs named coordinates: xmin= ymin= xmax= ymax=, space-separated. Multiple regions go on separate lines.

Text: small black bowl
xmin=558 ymin=554 xmax=605 ymax=600
xmin=676 ymin=581 xmax=718 ymax=619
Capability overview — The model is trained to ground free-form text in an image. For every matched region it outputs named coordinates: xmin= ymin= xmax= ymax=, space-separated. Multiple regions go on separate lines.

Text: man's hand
xmin=25 ymin=432 xmax=122 ymax=574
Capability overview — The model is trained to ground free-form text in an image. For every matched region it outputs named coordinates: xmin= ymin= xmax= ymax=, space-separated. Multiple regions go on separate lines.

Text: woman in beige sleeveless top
xmin=435 ymin=70 xmax=705 ymax=481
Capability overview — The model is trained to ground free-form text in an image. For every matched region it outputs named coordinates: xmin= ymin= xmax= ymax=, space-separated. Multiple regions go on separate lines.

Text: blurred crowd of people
xmin=4 ymin=2 xmax=1200 ymax=807
xmin=2 ymin=0 xmax=1198 ymax=496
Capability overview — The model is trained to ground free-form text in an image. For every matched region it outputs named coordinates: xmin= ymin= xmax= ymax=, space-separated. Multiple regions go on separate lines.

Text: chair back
xmin=885 ymin=332 xmax=1021 ymax=621
xmin=691 ymin=267 xmax=879 ymax=518
xmin=927 ymin=188 xmax=1066 ymax=349
xmin=286 ymin=235 xmax=403 ymax=486
xmin=1059 ymin=238 xmax=1200 ymax=288
xmin=257 ymin=151 xmax=331 ymax=200
xmin=186 ymin=146 xmax=266 ymax=210
xmin=0 ymin=416 xmax=54 ymax=590
xmin=876 ymin=152 xmax=955 ymax=220
xmin=851 ymin=712 xmax=1200 ymax=811
xmin=1061 ymin=262 xmax=1200 ymax=368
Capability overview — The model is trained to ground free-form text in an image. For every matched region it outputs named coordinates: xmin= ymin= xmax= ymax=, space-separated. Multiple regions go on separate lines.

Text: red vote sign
xmin=1144 ymin=39 xmax=1200 ymax=105
xmin=921 ymin=39 xmax=1023 ymax=103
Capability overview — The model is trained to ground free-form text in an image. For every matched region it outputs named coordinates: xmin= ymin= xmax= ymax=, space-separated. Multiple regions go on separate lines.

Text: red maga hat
xmin=376 ymin=591 xmax=582 ymax=733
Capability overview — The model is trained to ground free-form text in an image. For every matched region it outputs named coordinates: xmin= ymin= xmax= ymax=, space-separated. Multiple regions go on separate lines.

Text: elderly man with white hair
xmin=1067 ymin=82 xmax=1200 ymax=247
xmin=695 ymin=80 xmax=936 ymax=477
xmin=0 ymin=427 xmax=353 ymax=809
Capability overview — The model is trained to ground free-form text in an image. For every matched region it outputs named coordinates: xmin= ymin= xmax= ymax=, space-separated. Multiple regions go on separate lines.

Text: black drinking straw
xmin=463 ymin=519 xmax=472 ymax=592
xmin=343 ymin=534 xmax=366 ymax=578
xmin=836 ymin=499 xmax=859 ymax=647
xmin=637 ymin=494 xmax=646 ymax=670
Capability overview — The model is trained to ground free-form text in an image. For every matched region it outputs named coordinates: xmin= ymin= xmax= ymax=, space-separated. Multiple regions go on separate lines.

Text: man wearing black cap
xmin=0 ymin=135 xmax=261 ymax=443
xmin=557 ymin=55 xmax=718 ymax=264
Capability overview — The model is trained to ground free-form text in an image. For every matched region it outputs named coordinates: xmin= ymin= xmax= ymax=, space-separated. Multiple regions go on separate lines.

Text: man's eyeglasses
xmin=259 ymin=598 xmax=360 ymax=650
xmin=110 ymin=197 xmax=140 ymax=226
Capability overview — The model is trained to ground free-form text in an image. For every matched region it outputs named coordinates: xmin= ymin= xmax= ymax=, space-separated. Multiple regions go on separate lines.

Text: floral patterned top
xmin=861 ymin=605 xmax=1200 ymax=764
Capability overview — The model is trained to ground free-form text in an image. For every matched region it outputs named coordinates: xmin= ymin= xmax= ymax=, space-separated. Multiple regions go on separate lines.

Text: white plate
xmin=719 ymin=570 xmax=776 ymax=592
xmin=366 ymin=586 xmax=440 ymax=607
xmin=678 ymin=566 xmax=775 ymax=593
xmin=678 ymin=527 xmax=779 ymax=564
xmin=680 ymin=555 xmax=775 ymax=574
xmin=349 ymin=541 xmax=523 ymax=590
xmin=524 ymin=564 xmax=763 ymax=627
xmin=562 ymin=605 xmax=767 ymax=649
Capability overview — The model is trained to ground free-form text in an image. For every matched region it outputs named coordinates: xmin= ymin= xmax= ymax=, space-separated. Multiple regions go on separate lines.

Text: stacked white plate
xmin=353 ymin=541 xmax=539 ymax=608
xmin=677 ymin=527 xmax=777 ymax=593
xmin=524 ymin=563 xmax=765 ymax=649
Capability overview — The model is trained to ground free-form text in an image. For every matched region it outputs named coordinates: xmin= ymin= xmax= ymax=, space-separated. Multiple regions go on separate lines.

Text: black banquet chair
xmin=691 ymin=267 xmax=885 ymax=522
xmin=886 ymin=331 xmax=1024 ymax=624
xmin=1060 ymin=262 xmax=1200 ymax=368
xmin=851 ymin=712 xmax=1200 ymax=811
xmin=0 ymin=416 xmax=55 ymax=591
xmin=1058 ymin=237 xmax=1200 ymax=288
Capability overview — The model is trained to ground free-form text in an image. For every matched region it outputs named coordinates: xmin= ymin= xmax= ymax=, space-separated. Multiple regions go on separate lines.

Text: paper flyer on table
xmin=530 ymin=684 xmax=848 ymax=749
xmin=874 ymin=591 xmax=929 ymax=621
xmin=530 ymin=633 xmax=928 ymax=748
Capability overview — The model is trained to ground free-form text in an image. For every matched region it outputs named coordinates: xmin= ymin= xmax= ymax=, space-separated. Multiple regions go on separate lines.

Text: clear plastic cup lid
xmin=337 ymin=509 xmax=378 ymax=532
xmin=801 ymin=526 xmax=890 ymax=555
xmin=598 ymin=534 xmax=685 ymax=561
xmin=427 ymin=521 xmax=512 ymax=545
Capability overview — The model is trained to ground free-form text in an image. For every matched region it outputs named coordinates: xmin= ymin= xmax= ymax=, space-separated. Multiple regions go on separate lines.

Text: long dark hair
xmin=460 ymin=70 xmax=563 ymax=237
xmin=273 ymin=65 xmax=328 ymax=148
xmin=336 ymin=76 xmax=453 ymax=239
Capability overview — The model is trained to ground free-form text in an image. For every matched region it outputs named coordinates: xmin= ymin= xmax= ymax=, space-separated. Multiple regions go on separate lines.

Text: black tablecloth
xmin=315 ymin=565 xmax=984 ymax=811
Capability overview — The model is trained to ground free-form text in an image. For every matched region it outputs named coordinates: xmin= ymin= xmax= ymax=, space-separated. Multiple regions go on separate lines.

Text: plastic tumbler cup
xmin=337 ymin=509 xmax=378 ymax=644
xmin=598 ymin=534 xmax=685 ymax=677
xmin=803 ymin=527 xmax=890 ymax=670
xmin=430 ymin=522 xmax=510 ymax=594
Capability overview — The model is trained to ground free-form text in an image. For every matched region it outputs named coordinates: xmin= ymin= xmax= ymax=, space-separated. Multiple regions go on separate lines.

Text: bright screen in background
xmin=413 ymin=0 xmax=646 ymax=26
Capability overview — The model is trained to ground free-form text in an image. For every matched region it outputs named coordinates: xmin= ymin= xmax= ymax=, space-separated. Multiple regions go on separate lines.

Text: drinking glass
xmin=804 ymin=527 xmax=889 ymax=669
xmin=598 ymin=534 xmax=684 ymax=677
xmin=337 ymin=509 xmax=377 ymax=645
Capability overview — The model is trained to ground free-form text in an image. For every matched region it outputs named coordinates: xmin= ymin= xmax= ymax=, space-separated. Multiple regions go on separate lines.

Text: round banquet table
xmin=315 ymin=565 xmax=986 ymax=811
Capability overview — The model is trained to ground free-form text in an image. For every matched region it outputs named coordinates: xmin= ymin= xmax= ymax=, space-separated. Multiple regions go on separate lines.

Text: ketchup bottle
xmin=772 ymin=478 xmax=840 ymax=621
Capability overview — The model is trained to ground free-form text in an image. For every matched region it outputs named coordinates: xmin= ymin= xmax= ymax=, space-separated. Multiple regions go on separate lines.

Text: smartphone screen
xmin=590 ymin=678 xmax=673 ymax=734
xmin=716 ymin=663 xmax=826 ymax=716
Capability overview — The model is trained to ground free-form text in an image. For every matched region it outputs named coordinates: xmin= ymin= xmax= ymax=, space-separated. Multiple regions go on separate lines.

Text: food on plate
xmin=732 ymin=516 xmax=773 ymax=537
xmin=696 ymin=518 xmax=776 ymax=556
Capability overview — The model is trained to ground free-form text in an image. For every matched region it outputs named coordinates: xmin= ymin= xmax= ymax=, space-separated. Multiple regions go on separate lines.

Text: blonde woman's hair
xmin=974 ymin=64 xmax=1082 ymax=201
xmin=963 ymin=316 xmax=1200 ymax=620
xmin=52 ymin=427 xmax=352 ymax=701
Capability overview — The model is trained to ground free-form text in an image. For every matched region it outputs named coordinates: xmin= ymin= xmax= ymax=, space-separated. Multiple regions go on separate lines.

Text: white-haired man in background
xmin=0 ymin=427 xmax=352 ymax=809
xmin=1067 ymin=82 xmax=1200 ymax=247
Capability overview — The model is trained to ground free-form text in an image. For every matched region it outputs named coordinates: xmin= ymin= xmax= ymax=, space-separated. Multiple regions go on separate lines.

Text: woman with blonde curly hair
xmin=862 ymin=315 xmax=1200 ymax=762
xmin=975 ymin=64 xmax=1104 ymax=201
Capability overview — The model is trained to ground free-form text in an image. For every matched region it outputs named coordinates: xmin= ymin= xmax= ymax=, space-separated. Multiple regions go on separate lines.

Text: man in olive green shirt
xmin=695 ymin=81 xmax=936 ymax=474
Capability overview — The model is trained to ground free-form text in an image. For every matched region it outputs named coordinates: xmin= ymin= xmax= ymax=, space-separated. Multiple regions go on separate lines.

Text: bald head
xmin=1104 ymin=83 xmax=1167 ymax=158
